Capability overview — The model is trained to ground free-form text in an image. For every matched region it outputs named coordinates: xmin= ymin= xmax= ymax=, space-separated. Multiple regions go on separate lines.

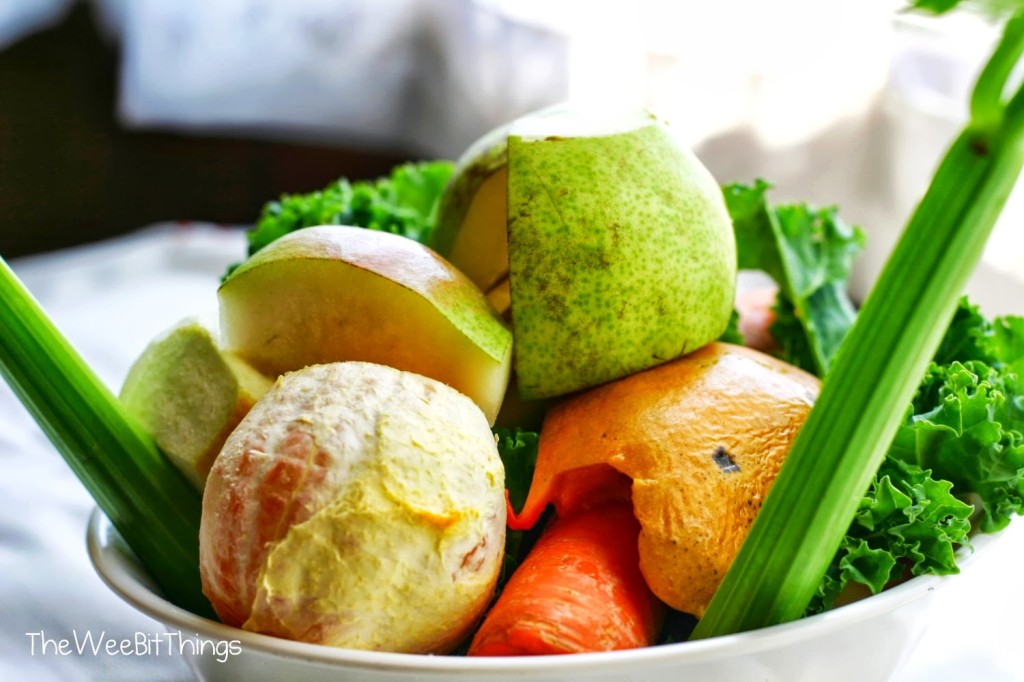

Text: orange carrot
xmin=468 ymin=501 xmax=665 ymax=656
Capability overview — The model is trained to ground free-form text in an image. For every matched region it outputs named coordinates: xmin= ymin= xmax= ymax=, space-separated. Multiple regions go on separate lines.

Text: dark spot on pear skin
xmin=608 ymin=222 xmax=622 ymax=247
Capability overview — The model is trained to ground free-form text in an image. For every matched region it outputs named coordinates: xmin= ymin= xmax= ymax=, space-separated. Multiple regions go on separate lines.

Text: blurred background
xmin=0 ymin=0 xmax=1020 ymax=311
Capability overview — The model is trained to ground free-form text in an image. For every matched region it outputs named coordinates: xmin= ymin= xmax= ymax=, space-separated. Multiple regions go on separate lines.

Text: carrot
xmin=468 ymin=501 xmax=665 ymax=656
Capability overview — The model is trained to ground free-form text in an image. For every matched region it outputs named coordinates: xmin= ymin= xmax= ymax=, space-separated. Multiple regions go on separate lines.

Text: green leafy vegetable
xmin=493 ymin=428 xmax=541 ymax=588
xmin=695 ymin=8 xmax=1024 ymax=638
xmin=240 ymin=160 xmax=453 ymax=263
xmin=933 ymin=298 xmax=998 ymax=366
xmin=812 ymin=299 xmax=1024 ymax=608
xmin=933 ymin=298 xmax=1024 ymax=373
xmin=900 ymin=298 xmax=1024 ymax=530
xmin=494 ymin=427 xmax=539 ymax=514
xmin=724 ymin=180 xmax=865 ymax=376
xmin=894 ymin=360 xmax=1024 ymax=531
xmin=810 ymin=456 xmax=973 ymax=613
xmin=911 ymin=0 xmax=1024 ymax=18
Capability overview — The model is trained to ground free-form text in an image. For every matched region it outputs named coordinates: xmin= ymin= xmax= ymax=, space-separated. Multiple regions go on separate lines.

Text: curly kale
xmin=723 ymin=180 xmax=865 ymax=377
xmin=813 ymin=299 xmax=1024 ymax=611
xmin=224 ymin=161 xmax=454 ymax=278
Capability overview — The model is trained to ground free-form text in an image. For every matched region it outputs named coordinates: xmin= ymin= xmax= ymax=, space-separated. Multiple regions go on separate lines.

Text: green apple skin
xmin=218 ymin=226 xmax=513 ymax=424
xmin=507 ymin=111 xmax=737 ymax=399
xmin=119 ymin=318 xmax=273 ymax=490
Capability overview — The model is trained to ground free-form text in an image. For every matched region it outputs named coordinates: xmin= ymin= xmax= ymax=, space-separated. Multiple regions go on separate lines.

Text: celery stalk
xmin=693 ymin=12 xmax=1024 ymax=637
xmin=0 ymin=258 xmax=214 ymax=618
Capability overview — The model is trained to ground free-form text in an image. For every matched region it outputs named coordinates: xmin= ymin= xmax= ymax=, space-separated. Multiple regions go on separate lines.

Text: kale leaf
xmin=493 ymin=428 xmax=541 ymax=589
xmin=724 ymin=180 xmax=865 ymax=376
xmin=809 ymin=456 xmax=973 ymax=613
xmin=227 ymin=160 xmax=454 ymax=278
xmin=815 ymin=299 xmax=1024 ymax=609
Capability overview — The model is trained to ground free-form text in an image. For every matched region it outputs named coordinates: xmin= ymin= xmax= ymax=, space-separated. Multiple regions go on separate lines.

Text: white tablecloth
xmin=1 ymin=224 xmax=1022 ymax=681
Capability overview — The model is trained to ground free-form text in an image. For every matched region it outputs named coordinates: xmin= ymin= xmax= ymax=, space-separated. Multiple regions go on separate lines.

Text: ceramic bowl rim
xmin=87 ymin=507 xmax=997 ymax=675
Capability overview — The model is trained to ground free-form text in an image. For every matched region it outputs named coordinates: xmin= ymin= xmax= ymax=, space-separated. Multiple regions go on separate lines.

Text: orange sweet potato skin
xmin=511 ymin=342 xmax=819 ymax=617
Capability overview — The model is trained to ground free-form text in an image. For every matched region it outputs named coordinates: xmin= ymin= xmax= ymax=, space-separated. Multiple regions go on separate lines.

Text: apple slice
xmin=119 ymin=318 xmax=273 ymax=490
xmin=433 ymin=106 xmax=737 ymax=400
xmin=218 ymin=226 xmax=513 ymax=424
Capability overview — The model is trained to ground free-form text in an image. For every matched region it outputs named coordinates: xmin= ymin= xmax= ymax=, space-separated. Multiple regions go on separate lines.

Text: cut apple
xmin=434 ymin=105 xmax=737 ymax=400
xmin=119 ymin=318 xmax=273 ymax=490
xmin=218 ymin=226 xmax=513 ymax=424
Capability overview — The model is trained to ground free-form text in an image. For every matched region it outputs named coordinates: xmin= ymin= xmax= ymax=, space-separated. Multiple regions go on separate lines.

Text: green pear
xmin=119 ymin=318 xmax=273 ymax=490
xmin=217 ymin=226 xmax=513 ymax=424
xmin=434 ymin=106 xmax=737 ymax=400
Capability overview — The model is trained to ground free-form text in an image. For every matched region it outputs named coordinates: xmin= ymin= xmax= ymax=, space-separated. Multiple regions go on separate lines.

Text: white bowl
xmin=87 ymin=508 xmax=998 ymax=682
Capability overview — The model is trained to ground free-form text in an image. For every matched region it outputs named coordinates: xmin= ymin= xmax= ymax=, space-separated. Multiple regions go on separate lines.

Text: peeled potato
xmin=199 ymin=361 xmax=506 ymax=653
xmin=512 ymin=342 xmax=820 ymax=617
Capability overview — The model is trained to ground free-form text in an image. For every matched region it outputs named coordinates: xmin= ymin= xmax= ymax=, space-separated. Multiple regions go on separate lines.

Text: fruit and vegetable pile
xmin=4 ymin=0 xmax=1024 ymax=658
xmin=111 ymin=104 xmax=1024 ymax=655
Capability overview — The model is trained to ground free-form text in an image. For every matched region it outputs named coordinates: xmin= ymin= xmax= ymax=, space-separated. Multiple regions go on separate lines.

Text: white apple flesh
xmin=218 ymin=226 xmax=513 ymax=424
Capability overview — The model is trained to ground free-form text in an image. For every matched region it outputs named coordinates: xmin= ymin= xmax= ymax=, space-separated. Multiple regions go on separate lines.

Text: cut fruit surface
xmin=119 ymin=318 xmax=272 ymax=490
xmin=218 ymin=226 xmax=513 ymax=423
